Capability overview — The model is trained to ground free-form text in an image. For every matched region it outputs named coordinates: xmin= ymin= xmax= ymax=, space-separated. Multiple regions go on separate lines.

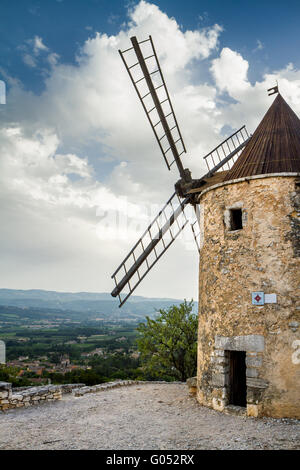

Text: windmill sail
xmin=111 ymin=36 xmax=252 ymax=307
xmin=111 ymin=192 xmax=191 ymax=307
xmin=119 ymin=36 xmax=187 ymax=180
xmin=202 ymin=125 xmax=250 ymax=175
xmin=190 ymin=205 xmax=201 ymax=253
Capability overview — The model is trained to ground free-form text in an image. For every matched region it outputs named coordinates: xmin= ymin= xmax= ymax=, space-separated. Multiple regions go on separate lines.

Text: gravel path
xmin=0 ymin=383 xmax=299 ymax=450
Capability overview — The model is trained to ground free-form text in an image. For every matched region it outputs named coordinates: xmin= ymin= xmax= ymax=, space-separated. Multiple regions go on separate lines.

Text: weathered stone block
xmin=212 ymin=397 xmax=225 ymax=412
xmin=214 ymin=364 xmax=229 ymax=373
xmin=246 ymin=356 xmax=262 ymax=367
xmin=211 ymin=372 xmax=228 ymax=388
xmin=247 ymin=387 xmax=263 ymax=404
xmin=186 ymin=377 xmax=197 ymax=388
xmin=214 ymin=349 xmax=226 ymax=357
xmin=215 ymin=335 xmax=265 ymax=352
xmin=289 ymin=321 xmax=299 ymax=332
xmin=247 ymin=404 xmax=259 ymax=417
xmin=246 ymin=377 xmax=268 ymax=389
xmin=11 ymin=394 xmax=23 ymax=401
xmin=0 ymin=381 xmax=11 ymax=390
xmin=210 ymin=356 xmax=227 ymax=365
xmin=0 ymin=382 xmax=12 ymax=399
xmin=246 ymin=367 xmax=259 ymax=378
xmin=0 ymin=404 xmax=10 ymax=410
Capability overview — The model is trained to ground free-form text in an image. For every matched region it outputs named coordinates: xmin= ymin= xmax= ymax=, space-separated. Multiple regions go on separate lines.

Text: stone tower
xmin=193 ymin=93 xmax=300 ymax=418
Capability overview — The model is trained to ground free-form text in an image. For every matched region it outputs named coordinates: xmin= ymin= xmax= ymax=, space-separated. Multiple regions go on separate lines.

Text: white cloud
xmin=7 ymin=1 xmax=224 ymax=201
xmin=33 ymin=36 xmax=49 ymax=55
xmin=22 ymin=53 xmax=37 ymax=68
xmin=128 ymin=1 xmax=223 ymax=72
xmin=1 ymin=1 xmax=300 ymax=299
xmin=47 ymin=52 xmax=60 ymax=66
xmin=210 ymin=51 xmax=300 ymax=134
xmin=210 ymin=47 xmax=250 ymax=97
xmin=253 ymin=39 xmax=264 ymax=52
xmin=20 ymin=35 xmax=58 ymax=69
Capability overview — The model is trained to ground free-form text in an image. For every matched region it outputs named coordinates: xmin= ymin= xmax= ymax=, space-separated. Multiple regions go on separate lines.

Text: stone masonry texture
xmin=196 ymin=175 xmax=300 ymax=418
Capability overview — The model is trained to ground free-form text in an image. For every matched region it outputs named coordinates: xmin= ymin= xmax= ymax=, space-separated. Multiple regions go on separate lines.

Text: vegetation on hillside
xmin=136 ymin=300 xmax=198 ymax=381
xmin=0 ymin=300 xmax=198 ymax=386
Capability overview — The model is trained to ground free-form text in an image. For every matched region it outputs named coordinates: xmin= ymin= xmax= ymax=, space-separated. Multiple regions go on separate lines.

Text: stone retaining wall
xmin=0 ymin=382 xmax=85 ymax=411
xmin=1 ymin=380 xmax=184 ymax=411
xmin=59 ymin=383 xmax=86 ymax=394
xmin=72 ymin=380 xmax=182 ymax=397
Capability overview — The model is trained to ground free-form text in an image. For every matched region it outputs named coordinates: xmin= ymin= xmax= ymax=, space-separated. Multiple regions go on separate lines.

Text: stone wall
xmin=0 ymin=382 xmax=62 ymax=411
xmin=0 ymin=380 xmax=183 ymax=411
xmin=73 ymin=380 xmax=182 ymax=397
xmin=0 ymin=382 xmax=85 ymax=411
xmin=196 ymin=175 xmax=300 ymax=418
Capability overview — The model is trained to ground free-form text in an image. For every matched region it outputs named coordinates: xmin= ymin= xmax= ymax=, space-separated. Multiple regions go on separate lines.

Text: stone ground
xmin=0 ymin=383 xmax=299 ymax=450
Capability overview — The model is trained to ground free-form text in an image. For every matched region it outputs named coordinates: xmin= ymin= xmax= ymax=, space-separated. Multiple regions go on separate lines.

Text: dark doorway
xmin=228 ymin=351 xmax=247 ymax=407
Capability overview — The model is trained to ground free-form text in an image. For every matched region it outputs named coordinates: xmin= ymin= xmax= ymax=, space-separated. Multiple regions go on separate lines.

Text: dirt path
xmin=0 ymin=383 xmax=299 ymax=450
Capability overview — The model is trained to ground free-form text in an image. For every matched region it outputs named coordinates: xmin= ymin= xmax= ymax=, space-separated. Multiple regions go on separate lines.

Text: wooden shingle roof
xmin=223 ymin=93 xmax=300 ymax=181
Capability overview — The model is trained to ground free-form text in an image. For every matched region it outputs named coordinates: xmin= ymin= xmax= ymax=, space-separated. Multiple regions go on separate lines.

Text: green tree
xmin=136 ymin=300 xmax=198 ymax=382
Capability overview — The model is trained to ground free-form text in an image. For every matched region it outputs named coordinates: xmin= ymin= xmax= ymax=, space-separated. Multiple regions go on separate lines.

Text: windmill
xmin=111 ymin=36 xmax=251 ymax=307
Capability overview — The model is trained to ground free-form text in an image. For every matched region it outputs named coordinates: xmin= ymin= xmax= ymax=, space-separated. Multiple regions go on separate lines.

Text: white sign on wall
xmin=252 ymin=292 xmax=277 ymax=306
xmin=265 ymin=293 xmax=277 ymax=304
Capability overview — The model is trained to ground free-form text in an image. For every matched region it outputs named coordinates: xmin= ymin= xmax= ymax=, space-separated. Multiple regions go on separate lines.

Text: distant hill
xmin=0 ymin=289 xmax=197 ymax=321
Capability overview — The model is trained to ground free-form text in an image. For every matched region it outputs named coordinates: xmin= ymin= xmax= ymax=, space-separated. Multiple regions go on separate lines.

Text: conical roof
xmin=223 ymin=93 xmax=300 ymax=181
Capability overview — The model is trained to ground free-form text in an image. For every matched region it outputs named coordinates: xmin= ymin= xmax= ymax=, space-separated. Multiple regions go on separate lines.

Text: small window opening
xmin=230 ymin=208 xmax=243 ymax=230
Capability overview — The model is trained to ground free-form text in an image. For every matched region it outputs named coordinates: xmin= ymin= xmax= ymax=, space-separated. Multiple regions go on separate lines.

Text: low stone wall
xmin=58 ymin=383 xmax=85 ymax=394
xmin=73 ymin=380 xmax=139 ymax=396
xmin=1 ymin=380 xmax=185 ymax=410
xmin=11 ymin=383 xmax=85 ymax=394
xmin=73 ymin=380 xmax=183 ymax=397
xmin=0 ymin=381 xmax=62 ymax=411
xmin=0 ymin=382 xmax=86 ymax=411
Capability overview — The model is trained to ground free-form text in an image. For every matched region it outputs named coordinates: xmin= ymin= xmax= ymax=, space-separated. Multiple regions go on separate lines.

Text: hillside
xmin=0 ymin=289 xmax=197 ymax=321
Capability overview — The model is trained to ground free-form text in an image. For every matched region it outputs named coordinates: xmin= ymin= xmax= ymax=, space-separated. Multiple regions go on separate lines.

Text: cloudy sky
xmin=1 ymin=0 xmax=300 ymax=300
